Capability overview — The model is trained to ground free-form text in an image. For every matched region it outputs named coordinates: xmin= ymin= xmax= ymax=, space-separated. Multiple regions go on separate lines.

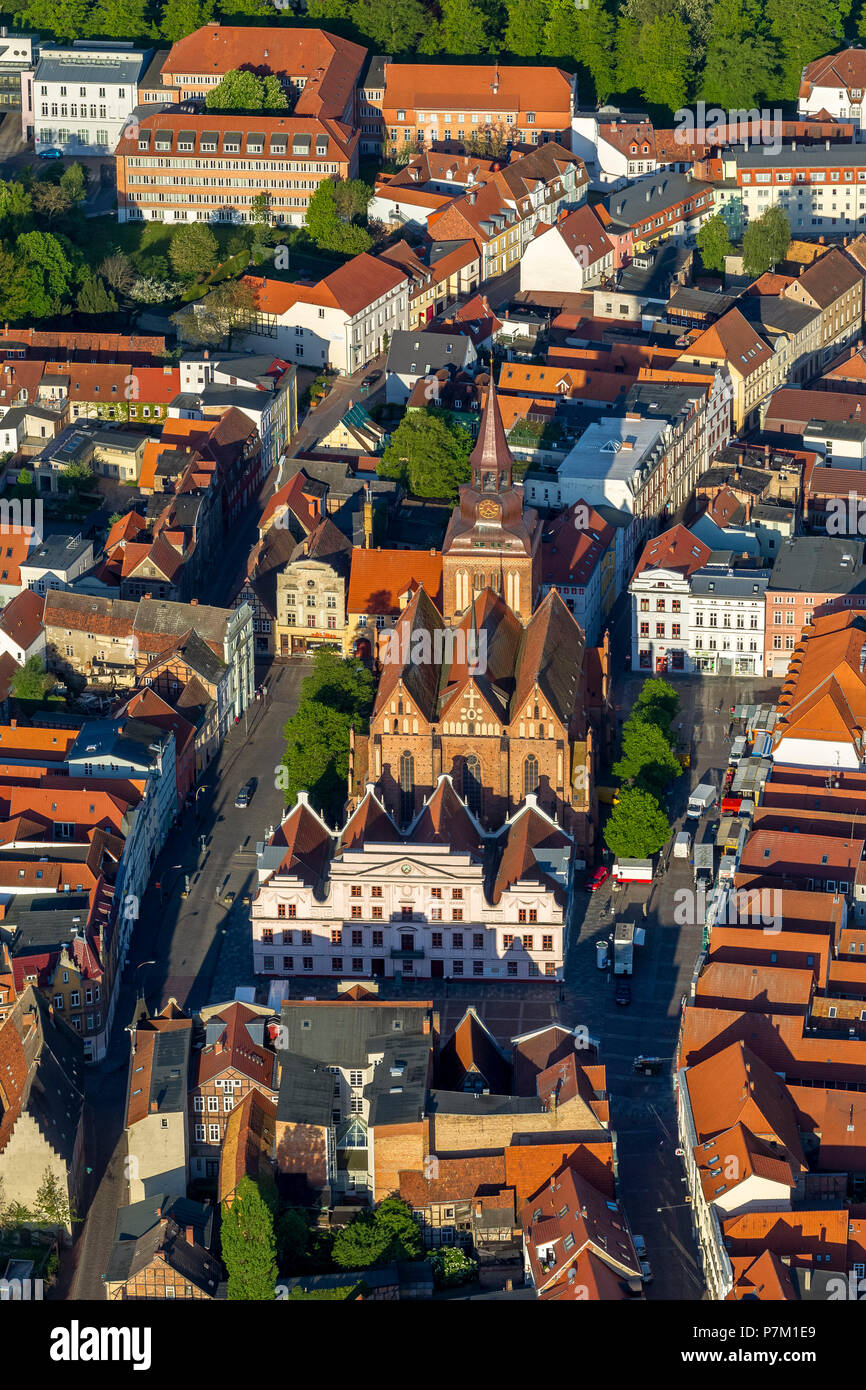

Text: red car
xmin=586 ymin=866 xmax=610 ymax=893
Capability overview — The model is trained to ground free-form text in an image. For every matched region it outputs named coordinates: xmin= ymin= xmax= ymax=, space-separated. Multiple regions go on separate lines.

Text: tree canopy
xmin=332 ymin=1197 xmax=423 ymax=1271
xmin=305 ymin=178 xmax=373 ymax=255
xmin=221 ymin=1177 xmax=278 ymax=1300
xmin=279 ymin=650 xmax=374 ymax=819
xmin=378 ymin=409 xmax=473 ymax=502
xmin=169 ymin=222 xmax=219 ymax=280
xmin=603 ymin=786 xmax=673 ymax=859
xmin=205 ymin=68 xmax=288 ymax=112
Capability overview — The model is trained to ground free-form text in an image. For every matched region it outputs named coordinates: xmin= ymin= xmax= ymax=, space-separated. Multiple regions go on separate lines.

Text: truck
xmin=673 ymin=830 xmax=691 ymax=859
xmin=716 ymin=815 xmax=749 ymax=856
xmin=686 ymin=783 xmax=717 ymax=820
xmin=613 ymin=921 xmax=635 ymax=975
xmin=613 ymin=858 xmax=653 ymax=883
xmin=729 ymin=736 xmax=748 ymax=765
xmin=694 ymin=843 xmax=714 ymax=888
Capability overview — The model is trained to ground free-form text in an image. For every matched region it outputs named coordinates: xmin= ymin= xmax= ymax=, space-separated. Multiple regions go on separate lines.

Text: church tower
xmin=441 ymin=378 xmax=542 ymax=622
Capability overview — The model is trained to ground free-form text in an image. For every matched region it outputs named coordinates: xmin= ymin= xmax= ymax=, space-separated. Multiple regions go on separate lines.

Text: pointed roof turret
xmin=469 ymin=376 xmax=514 ymax=493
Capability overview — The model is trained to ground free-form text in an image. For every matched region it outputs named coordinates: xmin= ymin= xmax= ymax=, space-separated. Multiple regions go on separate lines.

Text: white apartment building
xmin=735 ymin=143 xmax=866 ymax=235
xmin=30 ymin=42 xmax=151 ymax=156
xmin=798 ymin=48 xmax=866 ymax=134
xmin=252 ymin=780 xmax=572 ymax=982
xmin=240 ymin=256 xmax=409 ymax=374
xmin=630 ymin=523 xmax=769 ymax=676
xmin=519 ymin=203 xmax=614 ymax=294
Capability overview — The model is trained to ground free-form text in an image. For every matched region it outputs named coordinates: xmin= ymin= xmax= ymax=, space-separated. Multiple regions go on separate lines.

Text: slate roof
xmin=278 ymin=1000 xmax=433 ymax=1069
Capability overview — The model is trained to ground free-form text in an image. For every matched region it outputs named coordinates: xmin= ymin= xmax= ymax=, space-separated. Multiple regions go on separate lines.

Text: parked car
xmin=38 ymin=147 xmax=63 ymax=159
xmin=362 ymin=370 xmax=381 ymax=386
xmin=586 ymin=865 xmax=610 ymax=893
xmin=633 ymin=1234 xmax=647 ymax=1259
xmin=640 ymin=1259 xmax=653 ymax=1283
xmin=224 ymin=890 xmax=235 ymax=904
xmin=596 ymin=939 xmax=609 ymax=970
xmin=235 ymin=780 xmax=254 ymax=808
xmin=615 ymin=978 xmax=631 ymax=1006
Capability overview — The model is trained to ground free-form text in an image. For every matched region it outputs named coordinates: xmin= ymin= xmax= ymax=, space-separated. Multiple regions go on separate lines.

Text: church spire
xmin=469 ymin=375 xmax=514 ymax=494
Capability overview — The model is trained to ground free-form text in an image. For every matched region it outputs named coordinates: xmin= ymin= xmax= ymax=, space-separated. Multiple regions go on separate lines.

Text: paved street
xmin=67 ymin=658 xmax=310 ymax=1299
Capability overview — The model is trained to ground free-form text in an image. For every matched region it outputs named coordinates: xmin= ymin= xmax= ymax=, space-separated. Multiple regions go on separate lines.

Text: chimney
xmin=150 ymin=1099 xmax=158 ymax=1113
xmin=9 ymin=718 xmax=15 ymax=729
xmin=185 ymin=1225 xmax=196 ymax=1245
xmin=363 ymin=484 xmax=373 ymax=549
xmin=190 ymin=597 xmax=198 ymax=605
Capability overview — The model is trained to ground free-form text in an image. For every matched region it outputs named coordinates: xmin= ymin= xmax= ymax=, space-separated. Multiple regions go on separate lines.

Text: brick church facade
xmin=441 ymin=379 xmax=541 ymax=622
xmin=351 ymin=582 xmax=596 ymax=855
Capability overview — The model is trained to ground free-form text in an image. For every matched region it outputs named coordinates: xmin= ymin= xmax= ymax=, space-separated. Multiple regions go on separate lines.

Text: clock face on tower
xmin=478 ymin=499 xmax=500 ymax=520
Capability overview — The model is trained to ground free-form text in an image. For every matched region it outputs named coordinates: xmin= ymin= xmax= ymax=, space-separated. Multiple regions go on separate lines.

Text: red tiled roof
xmin=347 ymin=548 xmax=442 ymax=616
xmin=633 ymin=523 xmax=711 ymax=579
xmin=0 ymin=588 xmax=43 ymax=650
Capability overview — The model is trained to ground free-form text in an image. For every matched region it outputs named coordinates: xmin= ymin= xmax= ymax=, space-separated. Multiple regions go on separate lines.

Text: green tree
xmin=87 ymin=0 xmax=149 ymax=37
xmin=760 ymin=203 xmax=791 ymax=265
xmin=742 ymin=205 xmax=790 ymax=275
xmin=544 ymin=0 xmax=582 ymax=56
xmin=33 ymin=1169 xmax=74 ymax=1227
xmin=634 ymin=677 xmax=679 ymax=735
xmin=701 ymin=0 xmax=781 ymax=107
xmin=0 ymin=248 xmax=36 ymax=321
xmin=333 ymin=178 xmax=373 ymax=223
xmin=575 ymin=1 xmax=618 ymax=103
xmin=279 ymin=650 xmax=374 ymax=816
xmin=59 ymin=162 xmax=88 ymax=204
xmin=503 ymin=0 xmax=550 ymax=54
xmin=221 ymin=1176 xmax=278 ymax=1300
xmin=331 ymin=1212 xmax=390 ymax=1270
xmin=767 ymin=0 xmax=852 ymax=99
xmin=305 ymin=178 xmax=372 ymax=254
xmin=61 ymin=457 xmax=94 ymax=498
xmin=603 ymin=786 xmax=672 ymax=859
xmin=439 ymin=0 xmax=492 ymax=53
xmin=206 ymin=68 xmax=268 ymax=111
xmin=428 ymin=1246 xmax=478 ymax=1287
xmin=217 ymin=0 xmax=271 ymax=13
xmin=373 ymin=1197 xmax=423 ymax=1261
xmin=10 ymin=656 xmax=53 ymax=702
xmin=331 ymin=1198 xmax=422 ymax=1271
xmin=378 ymin=409 xmax=473 ymax=501
xmin=353 ymin=0 xmax=429 ymax=52
xmin=77 ymin=274 xmax=117 ymax=315
xmin=169 ymin=221 xmax=219 ymax=279
xmin=23 ymin=0 xmax=90 ymax=41
xmin=613 ymin=715 xmax=681 ymax=790
xmin=0 ymin=180 xmax=32 ymax=235
xmin=159 ymin=0 xmax=213 ymax=42
xmin=697 ymin=213 xmax=734 ymax=273
xmin=636 ymin=14 xmax=693 ymax=109
xmin=261 ymin=75 xmax=288 ymax=111
xmin=306 ymin=0 xmax=351 ymax=16
xmin=614 ymin=15 xmax=643 ymax=93
xmin=14 ymin=231 xmax=74 ymax=317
